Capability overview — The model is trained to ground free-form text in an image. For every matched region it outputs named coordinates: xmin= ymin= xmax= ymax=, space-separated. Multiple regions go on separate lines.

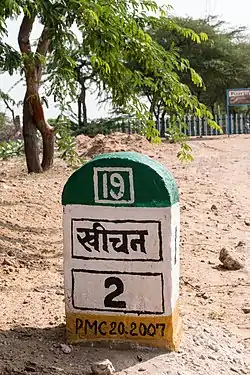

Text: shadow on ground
xmin=0 ymin=324 xmax=166 ymax=375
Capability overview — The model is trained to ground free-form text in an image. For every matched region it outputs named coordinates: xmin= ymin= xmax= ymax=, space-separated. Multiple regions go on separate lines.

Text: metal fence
xmin=82 ymin=114 xmax=250 ymax=138
xmin=160 ymin=114 xmax=250 ymax=137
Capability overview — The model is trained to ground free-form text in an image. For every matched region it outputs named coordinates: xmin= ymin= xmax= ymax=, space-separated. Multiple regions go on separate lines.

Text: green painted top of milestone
xmin=62 ymin=151 xmax=179 ymax=208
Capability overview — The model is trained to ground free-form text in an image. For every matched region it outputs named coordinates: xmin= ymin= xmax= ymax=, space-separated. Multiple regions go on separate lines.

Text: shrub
xmin=49 ymin=116 xmax=85 ymax=169
xmin=0 ymin=139 xmax=24 ymax=159
xmin=73 ymin=116 xmax=145 ymax=137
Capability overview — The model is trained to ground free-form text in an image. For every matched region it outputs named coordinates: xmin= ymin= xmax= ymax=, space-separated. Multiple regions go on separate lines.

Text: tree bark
xmin=18 ymin=15 xmax=53 ymax=173
xmin=23 ymin=93 xmax=42 ymax=173
xmin=79 ymin=83 xmax=87 ymax=125
xmin=76 ymin=66 xmax=88 ymax=128
xmin=78 ymin=97 xmax=82 ymax=128
xmin=211 ymin=103 xmax=216 ymax=118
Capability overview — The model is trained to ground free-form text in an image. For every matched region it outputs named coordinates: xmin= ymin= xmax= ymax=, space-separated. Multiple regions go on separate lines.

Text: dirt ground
xmin=0 ymin=134 xmax=249 ymax=375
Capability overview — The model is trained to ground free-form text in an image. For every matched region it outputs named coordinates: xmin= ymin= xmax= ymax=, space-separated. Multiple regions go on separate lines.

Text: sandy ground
xmin=0 ymin=134 xmax=249 ymax=375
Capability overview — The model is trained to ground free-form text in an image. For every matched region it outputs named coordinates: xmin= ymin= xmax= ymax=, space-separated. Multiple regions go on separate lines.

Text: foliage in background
xmin=49 ymin=116 xmax=84 ymax=169
xmin=0 ymin=114 xmax=84 ymax=168
xmin=0 ymin=111 xmax=19 ymax=141
xmin=72 ymin=115 xmax=145 ymax=137
xmin=0 ymin=0 xmax=221 ymax=171
xmin=0 ymin=139 xmax=24 ymax=159
xmin=150 ymin=16 xmax=250 ymax=117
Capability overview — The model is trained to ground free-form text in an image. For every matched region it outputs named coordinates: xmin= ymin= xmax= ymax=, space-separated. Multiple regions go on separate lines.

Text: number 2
xmin=104 ymin=277 xmax=126 ymax=308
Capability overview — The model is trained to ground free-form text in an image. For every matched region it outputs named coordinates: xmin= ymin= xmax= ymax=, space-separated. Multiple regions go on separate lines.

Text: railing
xmin=160 ymin=114 xmax=250 ymax=137
xmin=81 ymin=114 xmax=250 ymax=138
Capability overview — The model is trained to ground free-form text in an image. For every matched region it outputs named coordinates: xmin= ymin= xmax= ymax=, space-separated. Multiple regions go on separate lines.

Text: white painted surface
xmin=71 ymin=219 xmax=161 ymax=260
xmin=63 ymin=204 xmax=180 ymax=316
xmin=72 ymin=271 xmax=164 ymax=314
xmin=93 ymin=167 xmax=135 ymax=204
xmin=170 ymin=203 xmax=180 ymax=308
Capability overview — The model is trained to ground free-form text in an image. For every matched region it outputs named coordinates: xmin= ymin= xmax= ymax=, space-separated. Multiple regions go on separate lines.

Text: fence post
xmin=187 ymin=116 xmax=191 ymax=136
xmin=230 ymin=114 xmax=234 ymax=135
xmin=236 ymin=113 xmax=239 ymax=134
xmin=226 ymin=113 xmax=229 ymax=135
xmin=220 ymin=114 xmax=225 ymax=134
xmin=240 ymin=114 xmax=243 ymax=134
xmin=194 ymin=117 xmax=197 ymax=137
xmin=198 ymin=117 xmax=202 ymax=137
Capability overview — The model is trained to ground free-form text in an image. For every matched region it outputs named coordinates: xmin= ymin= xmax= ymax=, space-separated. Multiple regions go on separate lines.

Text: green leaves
xmin=1 ymin=0 xmax=227 ymax=158
xmin=0 ymin=139 xmax=24 ymax=159
xmin=177 ymin=143 xmax=194 ymax=163
xmin=51 ymin=115 xmax=83 ymax=168
xmin=142 ymin=119 xmax=161 ymax=143
xmin=0 ymin=42 xmax=21 ymax=74
xmin=155 ymin=16 xmax=250 ymax=114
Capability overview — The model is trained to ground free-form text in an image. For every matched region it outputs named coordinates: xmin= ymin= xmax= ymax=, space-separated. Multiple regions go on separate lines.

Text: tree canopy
xmin=0 ymin=1 xmax=218 ymax=172
xmin=149 ymin=16 xmax=250 ymax=117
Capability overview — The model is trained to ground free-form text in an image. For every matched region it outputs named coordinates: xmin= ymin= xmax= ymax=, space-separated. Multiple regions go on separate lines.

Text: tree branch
xmin=36 ymin=26 xmax=51 ymax=84
xmin=18 ymin=15 xmax=35 ymax=54
xmin=3 ymin=98 xmax=15 ymax=123
xmin=36 ymin=27 xmax=50 ymax=56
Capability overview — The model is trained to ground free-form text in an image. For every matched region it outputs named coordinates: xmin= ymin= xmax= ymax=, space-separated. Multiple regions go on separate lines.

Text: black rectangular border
xmin=71 ymin=269 xmax=165 ymax=315
xmin=71 ymin=218 xmax=163 ymax=262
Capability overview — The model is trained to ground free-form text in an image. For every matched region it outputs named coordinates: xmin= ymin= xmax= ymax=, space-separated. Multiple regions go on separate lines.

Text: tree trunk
xmin=211 ymin=103 xmax=216 ymax=118
xmin=81 ymin=84 xmax=87 ymax=124
xmin=78 ymin=81 xmax=87 ymax=127
xmin=22 ymin=77 xmax=55 ymax=173
xmin=14 ymin=115 xmax=21 ymax=133
xmin=18 ymin=15 xmax=53 ymax=173
xmin=78 ymin=97 xmax=82 ymax=128
xmin=41 ymin=122 xmax=54 ymax=171
xmin=23 ymin=93 xmax=42 ymax=173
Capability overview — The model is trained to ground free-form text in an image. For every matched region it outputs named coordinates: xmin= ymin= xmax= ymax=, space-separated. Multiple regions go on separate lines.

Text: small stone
xmin=24 ymin=362 xmax=37 ymax=372
xmin=5 ymin=266 xmax=14 ymax=274
xmin=24 ymin=365 xmax=36 ymax=372
xmin=208 ymin=354 xmax=217 ymax=360
xmin=240 ymin=369 xmax=248 ymax=374
xmin=91 ymin=359 xmax=115 ymax=375
xmin=242 ymin=306 xmax=250 ymax=314
xmin=244 ymin=220 xmax=250 ymax=226
xmin=208 ymin=343 xmax=219 ymax=352
xmin=7 ymin=249 xmax=15 ymax=257
xmin=50 ymin=367 xmax=64 ymax=372
xmin=200 ymin=354 xmax=206 ymax=360
xmin=230 ymin=367 xmax=239 ymax=373
xmin=235 ymin=241 xmax=245 ymax=248
xmin=196 ymin=292 xmax=209 ymax=300
xmin=240 ymin=368 xmax=248 ymax=374
xmin=2 ymin=258 xmax=16 ymax=267
xmin=138 ymin=368 xmax=146 ymax=372
xmin=60 ymin=343 xmax=72 ymax=354
xmin=219 ymin=248 xmax=244 ymax=270
xmin=211 ymin=204 xmax=217 ymax=211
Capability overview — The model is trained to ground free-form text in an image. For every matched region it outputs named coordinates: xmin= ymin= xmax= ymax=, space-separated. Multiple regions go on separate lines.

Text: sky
xmin=1 ymin=0 xmax=250 ymax=120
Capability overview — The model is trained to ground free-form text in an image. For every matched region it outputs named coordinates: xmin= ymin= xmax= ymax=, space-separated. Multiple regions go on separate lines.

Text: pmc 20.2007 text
xmin=75 ymin=318 xmax=167 ymax=338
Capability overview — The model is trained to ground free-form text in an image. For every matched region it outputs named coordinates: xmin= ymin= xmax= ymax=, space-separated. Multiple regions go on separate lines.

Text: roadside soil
xmin=0 ymin=134 xmax=249 ymax=375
